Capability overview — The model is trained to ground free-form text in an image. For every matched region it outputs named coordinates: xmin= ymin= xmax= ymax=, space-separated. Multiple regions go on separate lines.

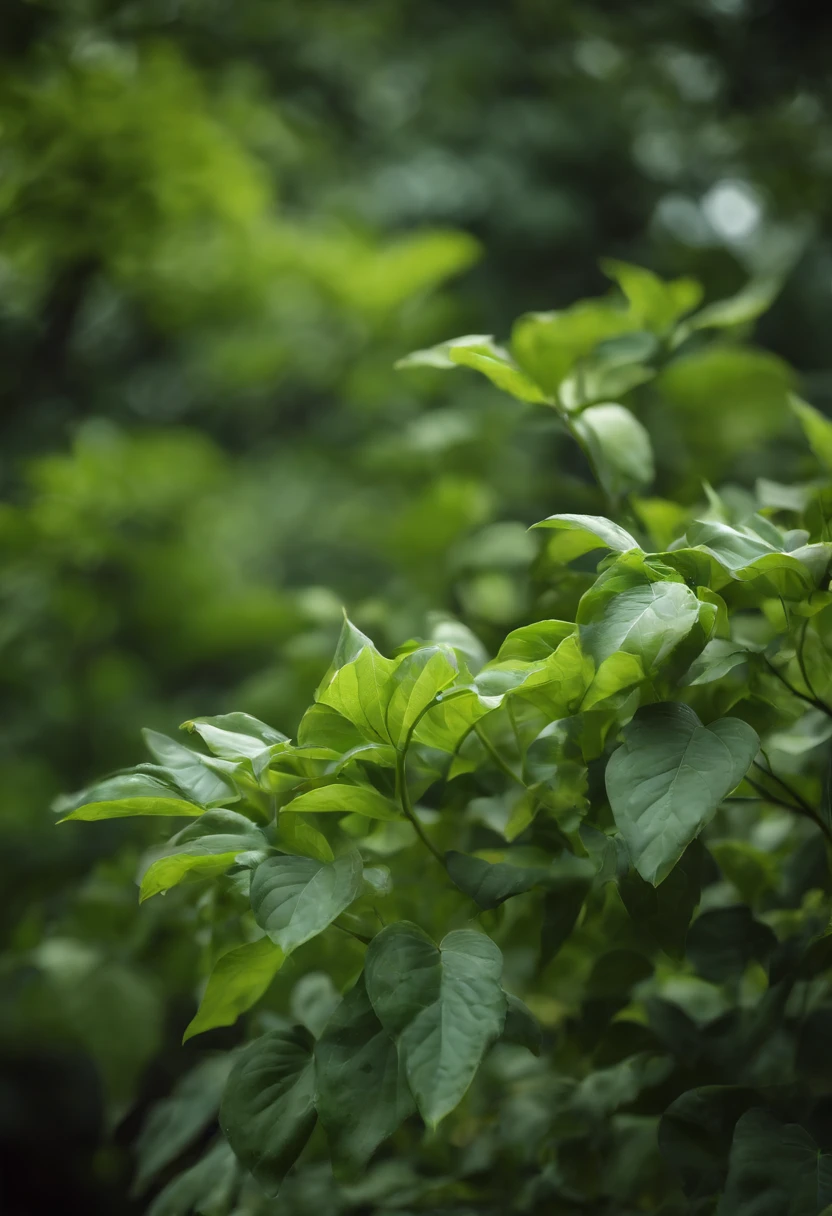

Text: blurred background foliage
xmin=4 ymin=0 xmax=832 ymax=1212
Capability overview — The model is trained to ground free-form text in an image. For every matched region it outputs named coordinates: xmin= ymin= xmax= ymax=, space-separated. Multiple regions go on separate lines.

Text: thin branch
xmin=474 ymin=722 xmax=524 ymax=787
xmin=395 ymin=748 xmax=446 ymax=867
xmin=763 ymin=656 xmax=832 ymax=720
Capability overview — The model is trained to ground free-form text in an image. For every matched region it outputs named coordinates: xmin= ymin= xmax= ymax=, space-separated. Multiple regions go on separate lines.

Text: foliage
xmin=59 ymin=264 xmax=832 ymax=1214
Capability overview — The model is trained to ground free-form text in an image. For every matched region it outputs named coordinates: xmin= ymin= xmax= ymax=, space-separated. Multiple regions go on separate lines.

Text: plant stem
xmin=747 ymin=768 xmax=832 ymax=847
xmin=474 ymin=722 xmax=524 ymax=787
xmin=763 ymin=656 xmax=832 ymax=719
xmin=395 ymin=747 xmax=446 ymax=867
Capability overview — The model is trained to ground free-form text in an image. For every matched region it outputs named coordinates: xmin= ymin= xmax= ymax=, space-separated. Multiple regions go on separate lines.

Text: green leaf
xmin=180 ymin=716 xmax=285 ymax=768
xmin=495 ymin=620 xmax=576 ymax=664
xmin=717 ymin=1109 xmax=832 ymax=1216
xmin=219 ymin=1027 xmax=316 ymax=1197
xmin=413 ymin=686 xmax=501 ymax=753
xmin=680 ymin=638 xmax=753 ymax=687
xmin=183 ymin=937 xmax=285 ymax=1042
xmin=540 ymin=861 xmax=593 ymax=965
xmin=573 ymin=403 xmax=654 ymax=499
xmin=581 ymin=651 xmax=644 ymax=711
xmin=138 ymin=809 xmax=267 ymax=901
xmin=56 ymin=773 xmax=203 ymax=822
xmin=315 ymin=973 xmax=415 ymax=1176
xmin=792 ymin=395 xmax=832 ymax=472
xmin=618 ymin=840 xmax=705 ymax=958
xmin=385 ymin=645 xmax=458 ymax=746
xmin=317 ymin=632 xmax=396 ymax=744
xmin=686 ymin=907 xmax=778 ymax=982
xmin=282 ymin=784 xmax=399 ymax=821
xmin=606 ymin=703 xmax=759 ymax=884
xmin=502 ymin=993 xmax=542 ymax=1055
xmin=146 ymin=1140 xmax=238 ymax=1216
xmin=445 ymin=851 xmax=551 ymax=910
xmin=602 ymin=259 xmax=702 ymax=331
xmin=135 ymin=1056 xmax=233 ymax=1192
xmin=448 ymin=339 xmax=549 ymax=403
xmin=142 ymin=729 xmax=239 ymax=807
xmin=250 ymin=852 xmax=364 ymax=954
xmin=510 ymin=300 xmax=638 ymax=401
xmin=278 ymin=812 xmax=334 ymax=863
xmin=532 ymin=513 xmax=641 ymax=561
xmin=580 ymin=581 xmax=701 ymax=670
xmin=659 ymin=1086 xmax=761 ymax=1199
xmin=364 ymin=922 xmax=506 ymax=1128
xmin=679 ymin=276 xmax=781 ymax=338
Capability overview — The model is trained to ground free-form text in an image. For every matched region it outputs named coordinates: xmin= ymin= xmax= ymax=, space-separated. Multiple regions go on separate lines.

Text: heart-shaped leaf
xmin=606 ymin=703 xmax=758 ymax=885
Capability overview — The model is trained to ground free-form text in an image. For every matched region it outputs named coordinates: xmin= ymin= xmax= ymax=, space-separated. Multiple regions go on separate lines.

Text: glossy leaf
xmin=385 ymin=645 xmax=458 ymax=746
xmin=580 ymin=581 xmax=700 ymax=670
xmin=573 ymin=403 xmax=654 ymax=498
xmin=282 ymin=783 xmax=399 ymax=821
xmin=56 ymin=773 xmax=203 ymax=822
xmin=138 ymin=809 xmax=267 ymax=901
xmin=533 ymin=512 xmax=641 ymax=561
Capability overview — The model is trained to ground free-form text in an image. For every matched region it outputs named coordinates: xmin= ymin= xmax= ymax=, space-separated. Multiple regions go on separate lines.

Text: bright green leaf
xmin=183 ymin=938 xmax=284 ymax=1042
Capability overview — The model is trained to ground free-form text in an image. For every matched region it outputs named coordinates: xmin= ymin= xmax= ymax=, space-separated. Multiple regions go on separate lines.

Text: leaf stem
xmin=395 ymin=748 xmax=446 ymax=867
xmin=748 ymin=764 xmax=832 ymax=847
xmin=474 ymin=722 xmax=524 ymax=787
xmin=763 ymin=656 xmax=832 ymax=719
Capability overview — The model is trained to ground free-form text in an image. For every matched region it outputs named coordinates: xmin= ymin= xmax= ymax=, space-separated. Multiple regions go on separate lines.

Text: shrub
xmin=62 ymin=262 xmax=832 ymax=1215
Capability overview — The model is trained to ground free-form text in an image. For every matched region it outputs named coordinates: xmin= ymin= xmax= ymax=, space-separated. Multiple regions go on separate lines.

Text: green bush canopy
xmin=6 ymin=3 xmax=832 ymax=1215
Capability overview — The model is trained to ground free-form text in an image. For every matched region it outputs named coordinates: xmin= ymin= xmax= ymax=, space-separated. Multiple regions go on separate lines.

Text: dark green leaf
xmin=445 ymin=851 xmax=550 ymax=910
xmin=219 ymin=1027 xmax=316 ymax=1197
xmin=364 ymin=922 xmax=506 ymax=1128
xmin=315 ymin=973 xmax=415 ymax=1176
xmin=606 ymin=703 xmax=759 ymax=884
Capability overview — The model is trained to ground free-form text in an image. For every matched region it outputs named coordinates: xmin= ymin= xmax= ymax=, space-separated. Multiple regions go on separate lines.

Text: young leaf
xmin=448 ymin=340 xmax=549 ymax=403
xmin=602 ymin=259 xmax=702 ymax=332
xmin=606 ymin=703 xmax=759 ymax=885
xmin=496 ymin=620 xmax=576 ymax=664
xmin=183 ymin=937 xmax=284 ymax=1042
xmin=364 ymin=922 xmax=506 ymax=1128
xmin=444 ymin=851 xmax=551 ymax=910
xmin=385 ymin=645 xmax=458 ymax=747
xmin=281 ymin=784 xmax=399 ymax=821
xmin=317 ymin=635 xmax=396 ymax=744
xmin=579 ymin=581 xmax=700 ymax=670
xmin=138 ymin=809 xmax=267 ymax=901
xmin=219 ymin=1027 xmax=316 ymax=1196
xmin=532 ymin=513 xmax=641 ymax=560
xmin=315 ymin=973 xmax=415 ymax=1177
xmin=573 ymin=403 xmax=654 ymax=498
xmin=278 ymin=812 xmax=334 ymax=863
xmin=510 ymin=301 xmax=637 ymax=401
xmin=250 ymin=852 xmax=364 ymax=954
xmin=55 ymin=772 xmax=203 ymax=822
